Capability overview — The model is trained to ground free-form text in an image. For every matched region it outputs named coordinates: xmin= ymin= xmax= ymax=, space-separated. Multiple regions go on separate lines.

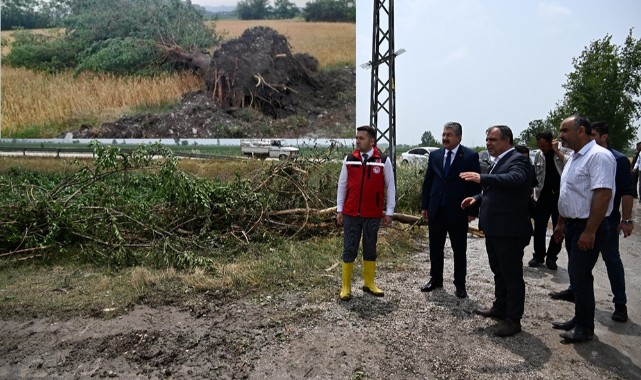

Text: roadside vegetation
xmin=0 ymin=144 xmax=424 ymax=318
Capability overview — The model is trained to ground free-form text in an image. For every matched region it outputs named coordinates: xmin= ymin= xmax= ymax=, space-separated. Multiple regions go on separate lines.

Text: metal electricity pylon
xmin=361 ymin=0 xmax=405 ymax=177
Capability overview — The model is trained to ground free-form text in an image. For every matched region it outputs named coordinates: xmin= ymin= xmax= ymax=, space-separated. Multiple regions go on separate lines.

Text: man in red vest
xmin=336 ymin=125 xmax=396 ymax=301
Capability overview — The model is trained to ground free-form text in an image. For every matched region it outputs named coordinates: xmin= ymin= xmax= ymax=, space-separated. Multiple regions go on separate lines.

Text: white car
xmin=400 ymin=146 xmax=439 ymax=166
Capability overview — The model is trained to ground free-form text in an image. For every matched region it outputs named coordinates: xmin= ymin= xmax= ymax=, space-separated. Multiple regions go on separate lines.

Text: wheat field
xmin=0 ymin=20 xmax=355 ymax=138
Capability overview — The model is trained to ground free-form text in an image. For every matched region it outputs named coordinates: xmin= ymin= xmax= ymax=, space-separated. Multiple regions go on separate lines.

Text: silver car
xmin=400 ymin=146 xmax=440 ymax=166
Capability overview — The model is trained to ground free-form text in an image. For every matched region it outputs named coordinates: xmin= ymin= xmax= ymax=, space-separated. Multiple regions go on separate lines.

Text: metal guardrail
xmin=0 ymin=146 xmax=248 ymax=161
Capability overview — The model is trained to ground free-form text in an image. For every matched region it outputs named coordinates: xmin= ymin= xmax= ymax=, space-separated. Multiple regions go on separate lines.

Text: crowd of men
xmin=336 ymin=116 xmax=638 ymax=344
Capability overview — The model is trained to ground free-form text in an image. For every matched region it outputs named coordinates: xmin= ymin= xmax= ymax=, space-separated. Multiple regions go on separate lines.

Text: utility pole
xmin=362 ymin=0 xmax=404 ymax=179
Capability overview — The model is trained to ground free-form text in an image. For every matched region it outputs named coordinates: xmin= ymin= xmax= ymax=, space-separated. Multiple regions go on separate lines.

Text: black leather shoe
xmin=545 ymin=259 xmax=558 ymax=271
xmin=560 ymin=327 xmax=594 ymax=343
xmin=549 ymin=288 xmax=574 ymax=302
xmin=474 ymin=307 xmax=505 ymax=319
xmin=495 ymin=319 xmax=521 ymax=337
xmin=612 ymin=303 xmax=628 ymax=322
xmin=528 ymin=258 xmax=544 ymax=267
xmin=420 ymin=280 xmax=443 ymax=292
xmin=455 ymin=287 xmax=467 ymax=299
xmin=552 ymin=319 xmax=576 ymax=331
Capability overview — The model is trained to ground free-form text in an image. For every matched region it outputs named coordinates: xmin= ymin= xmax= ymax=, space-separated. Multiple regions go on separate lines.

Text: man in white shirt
xmin=550 ymin=116 xmax=616 ymax=343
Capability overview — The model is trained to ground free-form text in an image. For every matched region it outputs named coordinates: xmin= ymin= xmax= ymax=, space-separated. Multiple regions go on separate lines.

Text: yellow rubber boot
xmin=339 ymin=262 xmax=354 ymax=301
xmin=362 ymin=260 xmax=384 ymax=297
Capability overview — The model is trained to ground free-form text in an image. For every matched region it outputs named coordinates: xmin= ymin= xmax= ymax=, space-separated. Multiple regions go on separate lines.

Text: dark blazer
xmin=474 ymin=149 xmax=533 ymax=237
xmin=422 ymin=145 xmax=481 ymax=217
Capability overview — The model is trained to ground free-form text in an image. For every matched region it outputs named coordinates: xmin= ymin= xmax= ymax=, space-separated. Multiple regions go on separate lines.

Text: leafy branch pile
xmin=0 ymin=143 xmax=423 ymax=268
xmin=1 ymin=142 xmax=259 ymax=267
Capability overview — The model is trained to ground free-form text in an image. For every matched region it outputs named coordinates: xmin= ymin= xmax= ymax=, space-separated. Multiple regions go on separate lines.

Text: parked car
xmin=400 ymin=146 xmax=439 ymax=166
xmin=478 ymin=149 xmax=493 ymax=174
xmin=240 ymin=139 xmax=299 ymax=160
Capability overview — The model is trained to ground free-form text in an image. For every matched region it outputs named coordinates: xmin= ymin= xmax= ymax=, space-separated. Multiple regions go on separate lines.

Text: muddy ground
xmin=1 ymin=209 xmax=640 ymax=379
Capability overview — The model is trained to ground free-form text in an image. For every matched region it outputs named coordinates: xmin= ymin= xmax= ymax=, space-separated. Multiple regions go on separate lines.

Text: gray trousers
xmin=342 ymin=214 xmax=381 ymax=263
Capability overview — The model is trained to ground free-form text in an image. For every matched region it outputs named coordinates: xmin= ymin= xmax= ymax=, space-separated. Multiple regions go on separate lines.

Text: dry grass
xmin=0 ymin=67 xmax=202 ymax=137
xmin=214 ymin=20 xmax=355 ymax=68
xmin=0 ymin=157 xmax=267 ymax=181
xmin=0 ymin=20 xmax=354 ymax=138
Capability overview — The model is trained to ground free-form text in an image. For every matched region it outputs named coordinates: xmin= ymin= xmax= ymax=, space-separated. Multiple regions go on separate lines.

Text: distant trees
xmin=272 ymin=0 xmax=300 ymax=19
xmin=4 ymin=0 xmax=221 ymax=75
xmin=236 ymin=0 xmax=271 ymax=20
xmin=520 ymin=30 xmax=641 ymax=150
xmin=420 ymin=131 xmax=440 ymax=147
xmin=1 ymin=0 xmax=57 ymax=30
xmin=303 ymin=0 xmax=355 ymax=22
xmin=235 ymin=0 xmax=354 ymax=22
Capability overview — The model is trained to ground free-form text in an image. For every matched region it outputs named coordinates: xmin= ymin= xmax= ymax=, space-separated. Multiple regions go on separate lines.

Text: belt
xmin=565 ymin=218 xmax=588 ymax=223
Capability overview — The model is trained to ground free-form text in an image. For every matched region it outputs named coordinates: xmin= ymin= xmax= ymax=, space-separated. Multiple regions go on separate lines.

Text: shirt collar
xmin=446 ymin=144 xmax=460 ymax=156
xmin=574 ymin=140 xmax=596 ymax=158
xmin=495 ymin=147 xmax=515 ymax=163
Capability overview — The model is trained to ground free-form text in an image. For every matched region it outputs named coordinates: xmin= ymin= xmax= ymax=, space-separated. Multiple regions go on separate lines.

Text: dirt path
xmin=2 ymin=208 xmax=641 ymax=379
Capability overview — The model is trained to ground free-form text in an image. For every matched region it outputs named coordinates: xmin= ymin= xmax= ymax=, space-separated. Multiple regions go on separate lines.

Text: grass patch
xmin=0 ymin=261 xmax=146 ymax=319
xmin=0 ymin=229 xmax=422 ymax=319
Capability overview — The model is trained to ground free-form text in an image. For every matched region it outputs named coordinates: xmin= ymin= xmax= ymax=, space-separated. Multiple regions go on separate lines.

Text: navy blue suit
xmin=421 ymin=146 xmax=481 ymax=288
xmin=474 ymin=149 xmax=533 ymax=321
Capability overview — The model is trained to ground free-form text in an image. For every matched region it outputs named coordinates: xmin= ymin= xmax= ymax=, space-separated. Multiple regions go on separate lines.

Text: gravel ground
xmin=1 ymin=210 xmax=640 ymax=379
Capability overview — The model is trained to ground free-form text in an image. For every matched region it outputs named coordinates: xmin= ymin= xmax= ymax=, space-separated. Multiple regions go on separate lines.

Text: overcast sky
xmin=356 ymin=0 xmax=641 ymax=147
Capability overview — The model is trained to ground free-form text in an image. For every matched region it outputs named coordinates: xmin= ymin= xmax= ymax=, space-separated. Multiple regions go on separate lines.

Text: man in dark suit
xmin=420 ymin=122 xmax=481 ymax=299
xmin=460 ymin=125 xmax=533 ymax=337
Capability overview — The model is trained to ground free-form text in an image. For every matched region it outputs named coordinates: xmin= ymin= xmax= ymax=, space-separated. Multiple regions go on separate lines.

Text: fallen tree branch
xmin=268 ymin=208 xmax=485 ymax=237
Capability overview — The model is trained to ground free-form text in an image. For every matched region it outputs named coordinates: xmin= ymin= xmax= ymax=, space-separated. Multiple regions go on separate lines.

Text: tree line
xmin=1 ymin=0 xmax=356 ymax=30
xmin=236 ymin=0 xmax=354 ymax=22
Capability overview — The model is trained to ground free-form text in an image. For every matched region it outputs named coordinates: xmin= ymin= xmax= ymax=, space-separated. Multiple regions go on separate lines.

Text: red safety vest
xmin=342 ymin=147 xmax=388 ymax=218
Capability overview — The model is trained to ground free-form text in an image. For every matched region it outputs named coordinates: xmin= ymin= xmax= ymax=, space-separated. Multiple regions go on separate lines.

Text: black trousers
xmin=532 ymin=192 xmax=562 ymax=262
xmin=427 ymin=207 xmax=469 ymax=288
xmin=632 ymin=170 xmax=638 ymax=198
xmin=342 ymin=215 xmax=381 ymax=263
xmin=564 ymin=219 xmax=609 ymax=332
xmin=485 ymin=235 xmax=530 ymax=322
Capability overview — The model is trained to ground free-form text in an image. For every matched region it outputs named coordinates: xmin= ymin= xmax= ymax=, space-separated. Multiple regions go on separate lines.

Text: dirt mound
xmin=208 ymin=26 xmax=321 ymax=118
xmin=72 ymin=27 xmax=355 ymax=139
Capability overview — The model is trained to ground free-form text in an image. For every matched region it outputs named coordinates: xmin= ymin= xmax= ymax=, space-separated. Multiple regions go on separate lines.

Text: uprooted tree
xmin=205 ymin=27 xmax=322 ymax=118
xmin=4 ymin=0 xmax=222 ymax=75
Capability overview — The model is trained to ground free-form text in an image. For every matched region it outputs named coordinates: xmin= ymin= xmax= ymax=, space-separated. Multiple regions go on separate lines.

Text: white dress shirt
xmin=443 ymin=145 xmax=460 ymax=169
xmin=558 ymin=140 xmax=616 ymax=219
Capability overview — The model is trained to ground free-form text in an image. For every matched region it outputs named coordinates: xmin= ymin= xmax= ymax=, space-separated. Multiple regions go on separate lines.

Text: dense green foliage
xmin=272 ymin=0 xmax=300 ymax=19
xmin=4 ymin=0 xmax=221 ymax=75
xmin=520 ymin=30 xmax=641 ymax=150
xmin=236 ymin=0 xmax=271 ymax=20
xmin=235 ymin=0 xmax=299 ymax=20
xmin=302 ymin=0 xmax=355 ymax=22
xmin=420 ymin=131 xmax=440 ymax=147
xmin=0 ymin=143 xmax=423 ymax=269
xmin=1 ymin=0 xmax=56 ymax=30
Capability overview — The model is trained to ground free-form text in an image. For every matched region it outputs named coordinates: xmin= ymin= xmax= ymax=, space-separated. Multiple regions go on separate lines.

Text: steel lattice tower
xmin=366 ymin=0 xmax=400 ymax=175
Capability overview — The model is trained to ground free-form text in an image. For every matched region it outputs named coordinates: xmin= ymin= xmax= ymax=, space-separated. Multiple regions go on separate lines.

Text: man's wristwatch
xmin=621 ymin=219 xmax=634 ymax=225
